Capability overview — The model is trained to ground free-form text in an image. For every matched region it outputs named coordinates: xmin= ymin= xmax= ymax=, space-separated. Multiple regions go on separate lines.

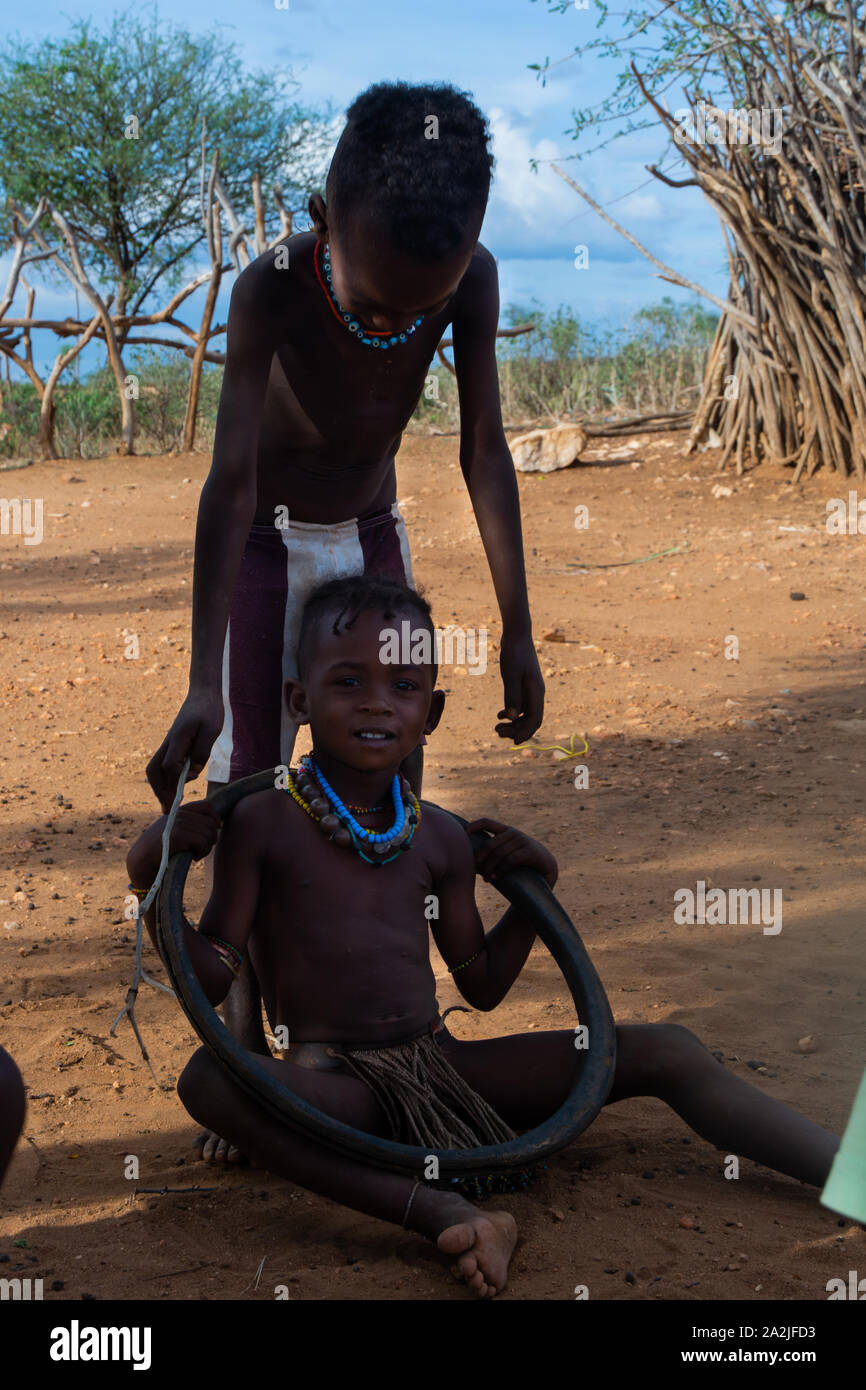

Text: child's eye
xmin=336 ymin=676 xmax=361 ymax=687
xmin=395 ymin=679 xmax=418 ymax=691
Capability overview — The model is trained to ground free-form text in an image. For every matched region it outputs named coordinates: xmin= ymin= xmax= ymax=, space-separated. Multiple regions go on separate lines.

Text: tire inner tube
xmin=155 ymin=769 xmax=617 ymax=1178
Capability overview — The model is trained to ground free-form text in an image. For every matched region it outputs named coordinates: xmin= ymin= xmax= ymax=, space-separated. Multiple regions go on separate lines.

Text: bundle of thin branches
xmin=635 ymin=0 xmax=866 ymax=477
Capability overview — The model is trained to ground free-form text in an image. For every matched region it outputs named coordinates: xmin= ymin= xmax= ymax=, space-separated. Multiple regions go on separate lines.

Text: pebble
xmin=678 ymin=1216 xmax=695 ymax=1229
xmin=642 ymin=1170 xmax=655 ymax=1180
xmin=547 ymin=1207 xmax=566 ymax=1222
xmin=625 ymin=1271 xmax=636 ymax=1285
xmin=797 ymin=1034 xmax=817 ymax=1053
xmin=790 ymin=591 xmax=806 ymax=601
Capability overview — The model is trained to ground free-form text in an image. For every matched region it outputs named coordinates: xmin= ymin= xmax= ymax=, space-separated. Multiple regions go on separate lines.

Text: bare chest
xmin=262 ymin=329 xmax=439 ymax=452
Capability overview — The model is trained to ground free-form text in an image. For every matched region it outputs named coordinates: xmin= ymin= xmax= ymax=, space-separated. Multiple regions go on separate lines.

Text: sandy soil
xmin=0 ymin=431 xmax=863 ymax=1301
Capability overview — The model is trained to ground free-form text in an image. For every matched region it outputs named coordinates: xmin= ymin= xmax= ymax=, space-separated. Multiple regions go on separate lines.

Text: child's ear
xmin=308 ymin=193 xmax=328 ymax=237
xmin=285 ymin=678 xmax=310 ymax=726
xmin=424 ymin=688 xmax=446 ymax=736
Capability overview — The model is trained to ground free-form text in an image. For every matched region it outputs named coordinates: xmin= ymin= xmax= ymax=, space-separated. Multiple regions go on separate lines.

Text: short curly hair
xmin=297 ymin=574 xmax=435 ymax=678
xmin=325 ymin=81 xmax=494 ymax=261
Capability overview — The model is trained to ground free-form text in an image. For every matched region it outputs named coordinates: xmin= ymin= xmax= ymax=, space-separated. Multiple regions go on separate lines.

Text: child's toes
xmin=437 ymin=1221 xmax=476 ymax=1256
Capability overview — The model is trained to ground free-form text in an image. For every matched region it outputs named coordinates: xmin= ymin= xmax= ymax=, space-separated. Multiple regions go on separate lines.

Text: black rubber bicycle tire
xmin=156 ymin=768 xmax=616 ymax=1178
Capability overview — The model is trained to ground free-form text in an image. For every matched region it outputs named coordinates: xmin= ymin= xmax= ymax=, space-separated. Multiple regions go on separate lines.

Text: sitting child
xmin=127 ymin=576 xmax=840 ymax=1298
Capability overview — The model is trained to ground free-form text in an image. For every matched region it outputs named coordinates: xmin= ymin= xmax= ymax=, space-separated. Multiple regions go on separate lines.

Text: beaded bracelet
xmin=127 ymin=882 xmax=149 ymax=901
xmin=203 ymin=934 xmax=243 ymax=979
xmin=448 ymin=949 xmax=481 ymax=974
xmin=208 ymin=943 xmax=240 ymax=979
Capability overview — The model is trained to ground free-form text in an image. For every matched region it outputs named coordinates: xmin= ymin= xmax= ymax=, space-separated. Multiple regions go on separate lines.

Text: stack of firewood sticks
xmin=555 ymin=3 xmax=866 ymax=479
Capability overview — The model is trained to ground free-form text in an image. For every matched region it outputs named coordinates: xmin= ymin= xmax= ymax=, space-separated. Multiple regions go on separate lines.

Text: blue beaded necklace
xmin=291 ymin=755 xmax=420 ymax=867
xmin=314 ymin=240 xmax=424 ymax=349
xmin=310 ymin=758 xmax=406 ymax=843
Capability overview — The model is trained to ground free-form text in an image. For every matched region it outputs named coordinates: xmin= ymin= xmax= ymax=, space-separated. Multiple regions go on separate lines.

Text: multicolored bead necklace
xmin=286 ymin=754 xmax=421 ymax=866
xmin=313 ymin=240 xmax=424 ymax=349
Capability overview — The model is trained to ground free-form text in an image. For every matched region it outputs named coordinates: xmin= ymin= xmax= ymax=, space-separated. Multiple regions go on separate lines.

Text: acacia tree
xmin=533 ymin=0 xmax=866 ymax=477
xmin=0 ymin=8 xmax=332 ymax=454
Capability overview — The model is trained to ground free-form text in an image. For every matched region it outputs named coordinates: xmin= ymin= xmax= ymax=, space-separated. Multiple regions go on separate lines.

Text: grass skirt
xmin=341 ymin=1031 xmax=541 ymax=1197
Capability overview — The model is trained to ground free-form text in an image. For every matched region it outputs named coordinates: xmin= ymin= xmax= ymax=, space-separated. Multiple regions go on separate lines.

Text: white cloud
xmin=482 ymin=108 xmax=583 ymax=257
xmin=614 ymin=190 xmax=664 ymax=222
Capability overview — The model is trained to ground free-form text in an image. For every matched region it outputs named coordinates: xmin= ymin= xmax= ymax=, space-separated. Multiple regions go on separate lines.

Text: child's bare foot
xmin=192 ymin=1129 xmax=248 ymax=1165
xmin=437 ymin=1210 xmax=517 ymax=1298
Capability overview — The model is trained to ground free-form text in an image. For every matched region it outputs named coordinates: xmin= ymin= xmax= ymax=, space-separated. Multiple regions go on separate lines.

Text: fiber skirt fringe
xmin=341 ymin=1031 xmax=516 ymax=1150
xmin=340 ymin=1032 xmax=541 ymax=1198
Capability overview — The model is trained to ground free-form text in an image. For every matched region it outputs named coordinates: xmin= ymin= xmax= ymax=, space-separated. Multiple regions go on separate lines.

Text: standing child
xmin=147 ymin=80 xmax=544 ymax=808
xmin=145 ymin=82 xmax=544 ymax=1134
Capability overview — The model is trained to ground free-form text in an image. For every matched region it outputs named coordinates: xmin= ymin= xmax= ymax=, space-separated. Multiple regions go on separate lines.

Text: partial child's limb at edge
xmin=450 ymin=248 xmax=544 ymax=745
xmin=0 ymin=1044 xmax=26 ymax=1188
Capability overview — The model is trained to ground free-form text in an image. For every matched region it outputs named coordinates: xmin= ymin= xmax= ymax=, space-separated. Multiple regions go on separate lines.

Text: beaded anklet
xmin=446 ymin=1165 xmax=544 ymax=1200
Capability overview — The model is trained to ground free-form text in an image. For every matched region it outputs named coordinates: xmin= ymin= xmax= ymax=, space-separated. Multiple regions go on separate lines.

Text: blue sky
xmin=1 ymin=0 xmax=727 ymax=375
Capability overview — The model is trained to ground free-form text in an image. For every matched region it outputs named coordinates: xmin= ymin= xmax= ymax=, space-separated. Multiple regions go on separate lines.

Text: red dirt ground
xmin=0 ymin=430 xmax=863 ymax=1300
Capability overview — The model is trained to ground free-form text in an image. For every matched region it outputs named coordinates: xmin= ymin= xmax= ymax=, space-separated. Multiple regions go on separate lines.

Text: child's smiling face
xmin=287 ymin=605 xmax=444 ymax=773
xmin=322 ymin=203 xmax=477 ymax=337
